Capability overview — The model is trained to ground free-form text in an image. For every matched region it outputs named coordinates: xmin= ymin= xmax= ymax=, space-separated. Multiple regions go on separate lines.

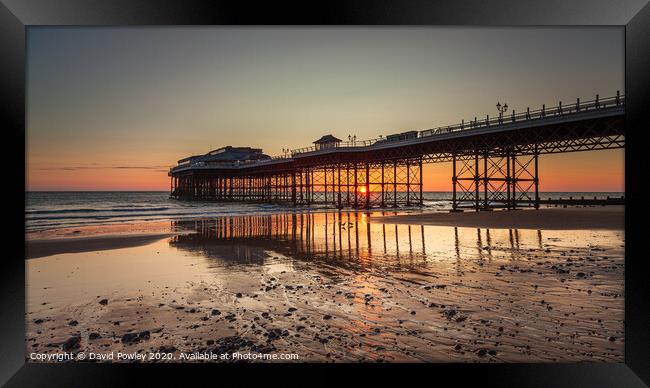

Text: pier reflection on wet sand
xmin=170 ymin=212 xmax=546 ymax=269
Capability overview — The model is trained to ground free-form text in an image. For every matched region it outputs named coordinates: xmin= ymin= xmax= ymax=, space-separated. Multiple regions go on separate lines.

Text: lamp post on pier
xmin=348 ymin=134 xmax=357 ymax=146
xmin=496 ymin=101 xmax=508 ymax=124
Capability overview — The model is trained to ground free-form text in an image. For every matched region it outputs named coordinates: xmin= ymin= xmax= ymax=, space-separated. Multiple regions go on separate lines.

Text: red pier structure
xmin=169 ymin=92 xmax=625 ymax=211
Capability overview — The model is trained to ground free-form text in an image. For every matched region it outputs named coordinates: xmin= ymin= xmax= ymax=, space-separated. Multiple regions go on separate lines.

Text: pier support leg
xmin=353 ymin=163 xmax=358 ymax=208
xmin=393 ymin=160 xmax=398 ymax=208
xmin=506 ymin=152 xmax=511 ymax=209
xmin=419 ymin=157 xmax=423 ymax=206
xmin=292 ymin=171 xmax=297 ymax=206
xmin=474 ymin=151 xmax=479 ymax=212
xmin=306 ymin=169 xmax=311 ymax=205
xmin=406 ymin=161 xmax=411 ymax=206
xmin=364 ymin=162 xmax=370 ymax=209
xmin=309 ymin=169 xmax=314 ymax=205
xmin=452 ymin=153 xmax=458 ymax=211
xmin=323 ymin=166 xmax=327 ymax=203
xmin=337 ymin=164 xmax=342 ymax=209
xmin=511 ymin=154 xmax=516 ymax=209
xmin=511 ymin=151 xmax=539 ymax=209
xmin=483 ymin=152 xmax=488 ymax=210
xmin=381 ymin=162 xmax=385 ymax=207
xmin=534 ymin=146 xmax=540 ymax=209
xmin=450 ymin=149 xmax=537 ymax=211
xmin=346 ymin=164 xmax=351 ymax=207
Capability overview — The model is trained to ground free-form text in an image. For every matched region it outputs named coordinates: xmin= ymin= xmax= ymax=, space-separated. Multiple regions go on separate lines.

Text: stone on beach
xmin=62 ymin=336 xmax=81 ymax=351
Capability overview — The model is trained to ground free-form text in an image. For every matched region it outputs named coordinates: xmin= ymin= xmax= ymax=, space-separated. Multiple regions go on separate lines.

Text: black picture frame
xmin=2 ymin=0 xmax=648 ymax=386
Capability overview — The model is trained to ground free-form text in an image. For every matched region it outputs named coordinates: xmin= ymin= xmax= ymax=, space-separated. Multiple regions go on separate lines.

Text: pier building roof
xmin=176 ymin=146 xmax=271 ymax=166
xmin=313 ymin=134 xmax=342 ymax=144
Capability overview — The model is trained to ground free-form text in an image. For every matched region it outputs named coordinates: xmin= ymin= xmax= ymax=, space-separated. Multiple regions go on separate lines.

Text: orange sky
xmin=27 ymin=149 xmax=624 ymax=192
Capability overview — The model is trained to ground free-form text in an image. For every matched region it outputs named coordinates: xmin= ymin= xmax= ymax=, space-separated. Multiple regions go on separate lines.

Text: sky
xmin=27 ymin=27 xmax=624 ymax=192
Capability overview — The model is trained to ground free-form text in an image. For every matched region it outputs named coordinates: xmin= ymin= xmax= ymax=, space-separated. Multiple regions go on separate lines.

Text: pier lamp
xmin=496 ymin=101 xmax=508 ymax=122
xmin=347 ymin=134 xmax=357 ymax=146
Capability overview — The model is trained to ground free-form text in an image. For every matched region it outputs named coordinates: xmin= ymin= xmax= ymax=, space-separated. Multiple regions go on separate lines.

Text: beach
xmin=25 ymin=207 xmax=625 ymax=363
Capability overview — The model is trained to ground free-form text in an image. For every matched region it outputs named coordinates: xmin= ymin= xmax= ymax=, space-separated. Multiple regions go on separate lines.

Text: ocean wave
xmin=26 ymin=206 xmax=172 ymax=215
xmin=27 ymin=211 xmax=225 ymax=221
xmin=25 ymin=205 xmax=300 ymax=223
xmin=24 ymin=208 xmax=336 ymax=232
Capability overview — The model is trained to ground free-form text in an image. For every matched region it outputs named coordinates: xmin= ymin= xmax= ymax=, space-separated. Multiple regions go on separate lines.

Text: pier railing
xmin=288 ymin=92 xmax=624 ymax=156
xmin=418 ymin=93 xmax=623 ymax=138
xmin=170 ymin=92 xmax=624 ymax=172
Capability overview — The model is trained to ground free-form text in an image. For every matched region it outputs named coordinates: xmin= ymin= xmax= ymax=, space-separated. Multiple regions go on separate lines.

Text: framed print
xmin=1 ymin=0 xmax=649 ymax=386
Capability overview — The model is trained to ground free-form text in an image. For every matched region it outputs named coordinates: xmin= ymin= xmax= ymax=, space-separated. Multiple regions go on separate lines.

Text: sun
xmin=358 ymin=186 xmax=367 ymax=193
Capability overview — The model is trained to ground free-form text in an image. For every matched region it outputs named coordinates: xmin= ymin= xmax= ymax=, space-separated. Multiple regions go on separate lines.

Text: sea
xmin=26 ymin=191 xmax=624 ymax=232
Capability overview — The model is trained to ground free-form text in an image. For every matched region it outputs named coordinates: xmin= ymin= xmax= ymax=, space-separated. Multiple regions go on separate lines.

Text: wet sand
xmin=25 ymin=211 xmax=625 ymax=363
xmin=26 ymin=220 xmax=194 ymax=259
xmin=26 ymin=220 xmax=185 ymax=241
xmin=26 ymin=234 xmax=176 ymax=259
xmin=373 ymin=206 xmax=624 ymax=231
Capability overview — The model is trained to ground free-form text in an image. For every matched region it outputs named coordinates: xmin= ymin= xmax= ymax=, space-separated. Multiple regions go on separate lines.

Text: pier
xmin=169 ymin=92 xmax=625 ymax=211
